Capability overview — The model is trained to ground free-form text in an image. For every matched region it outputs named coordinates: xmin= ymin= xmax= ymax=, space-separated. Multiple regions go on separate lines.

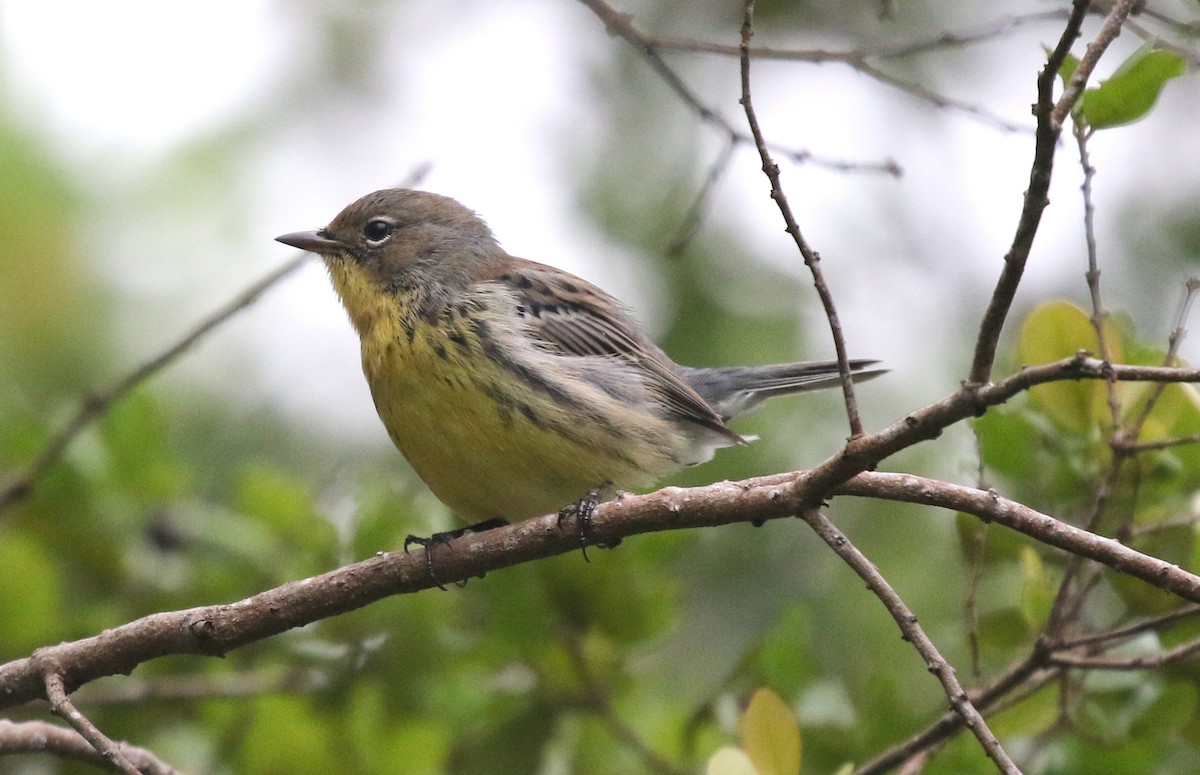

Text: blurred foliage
xmin=1 ymin=2 xmax=1199 ymax=775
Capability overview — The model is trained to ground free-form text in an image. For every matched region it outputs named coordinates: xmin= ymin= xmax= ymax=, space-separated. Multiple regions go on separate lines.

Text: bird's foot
xmin=404 ymin=518 xmax=508 ymax=590
xmin=557 ymin=482 xmax=613 ymax=561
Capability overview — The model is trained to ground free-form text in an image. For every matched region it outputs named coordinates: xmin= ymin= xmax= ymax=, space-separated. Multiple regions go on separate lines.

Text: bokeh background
xmin=1 ymin=1 xmax=1198 ymax=773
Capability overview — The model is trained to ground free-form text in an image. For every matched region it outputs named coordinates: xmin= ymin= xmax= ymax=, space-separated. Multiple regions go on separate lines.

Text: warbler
xmin=276 ymin=189 xmax=881 ymax=548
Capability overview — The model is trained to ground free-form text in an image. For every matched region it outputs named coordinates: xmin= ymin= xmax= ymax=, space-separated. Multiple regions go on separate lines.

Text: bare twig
xmin=0 ymin=719 xmax=184 ymax=775
xmin=1056 ymin=604 xmax=1200 ymax=650
xmin=564 ymin=633 xmax=688 ymax=775
xmin=739 ymin=0 xmax=865 ymax=437
xmin=0 ymin=165 xmax=433 ymax=516
xmin=1050 ymin=635 xmax=1200 ymax=669
xmin=1120 ymin=430 xmax=1200 ymax=452
xmin=968 ymin=0 xmax=1092 ymax=385
xmin=0 ymin=253 xmax=311 ymax=515
xmin=44 ymin=672 xmax=141 ymax=775
xmin=855 ymin=658 xmax=1057 ymax=775
xmin=665 ymin=135 xmax=737 ymax=257
xmin=799 ymin=508 xmax=1020 ymax=773
xmin=575 ymin=0 xmax=901 ymax=176
xmin=1075 ymin=121 xmax=1121 ymax=429
xmin=1128 ymin=279 xmax=1200 ymax=434
xmin=580 ymin=0 xmax=1059 ymax=132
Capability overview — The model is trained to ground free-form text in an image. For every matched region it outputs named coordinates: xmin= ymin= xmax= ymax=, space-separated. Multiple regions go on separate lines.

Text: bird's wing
xmin=484 ymin=258 xmax=740 ymax=442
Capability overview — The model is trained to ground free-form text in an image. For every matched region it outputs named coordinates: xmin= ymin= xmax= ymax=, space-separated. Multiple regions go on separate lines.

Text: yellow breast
xmin=328 ymin=261 xmax=683 ymax=522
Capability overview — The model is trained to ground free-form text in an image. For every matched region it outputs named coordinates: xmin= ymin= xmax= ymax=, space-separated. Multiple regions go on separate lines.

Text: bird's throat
xmin=324 ymin=259 xmax=405 ymax=339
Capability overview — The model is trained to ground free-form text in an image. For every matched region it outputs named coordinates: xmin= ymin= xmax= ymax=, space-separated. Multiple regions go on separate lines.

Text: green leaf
xmin=741 ymin=688 xmax=801 ymax=775
xmin=1131 ymin=681 xmax=1199 ymax=740
xmin=973 ymin=408 xmax=1042 ymax=484
xmin=1082 ymin=47 xmax=1186 ymax=129
xmin=990 ymin=680 xmax=1059 ymax=738
xmin=1057 ymin=49 xmax=1080 ymax=86
xmin=0 ymin=532 xmax=63 ymax=652
xmin=1018 ymin=300 xmax=1119 ymax=433
xmin=1018 ymin=546 xmax=1056 ymax=629
xmin=100 ymin=391 xmax=186 ymax=501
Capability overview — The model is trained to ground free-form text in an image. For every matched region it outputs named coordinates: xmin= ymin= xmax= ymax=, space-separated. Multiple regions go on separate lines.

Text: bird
xmin=276 ymin=188 xmax=882 ymax=569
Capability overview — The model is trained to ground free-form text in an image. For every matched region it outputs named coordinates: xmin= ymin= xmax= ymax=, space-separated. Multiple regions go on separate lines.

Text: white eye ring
xmin=363 ymin=218 xmax=396 ymax=245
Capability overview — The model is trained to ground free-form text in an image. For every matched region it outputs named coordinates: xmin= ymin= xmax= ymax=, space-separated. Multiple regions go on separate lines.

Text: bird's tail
xmin=681 ymin=359 xmax=886 ymax=421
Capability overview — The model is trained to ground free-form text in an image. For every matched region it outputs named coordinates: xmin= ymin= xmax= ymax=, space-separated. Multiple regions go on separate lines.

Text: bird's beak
xmin=275 ymin=230 xmax=347 ymax=255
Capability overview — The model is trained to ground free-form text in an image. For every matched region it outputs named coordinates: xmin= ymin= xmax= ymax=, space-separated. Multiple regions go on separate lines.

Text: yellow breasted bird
xmin=277 ymin=189 xmax=881 ymax=558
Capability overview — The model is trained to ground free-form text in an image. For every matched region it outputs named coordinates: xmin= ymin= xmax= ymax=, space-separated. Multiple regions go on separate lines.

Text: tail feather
xmin=681 ymin=359 xmax=886 ymax=421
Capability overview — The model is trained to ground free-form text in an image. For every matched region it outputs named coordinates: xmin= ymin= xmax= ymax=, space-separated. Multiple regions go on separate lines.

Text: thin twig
xmin=855 ymin=658 xmax=1056 ymax=775
xmin=968 ymin=0 xmax=1093 ymax=385
xmin=852 ymin=58 xmax=1028 ymax=133
xmin=1075 ymin=120 xmax=1121 ymax=430
xmin=0 ymin=719 xmax=184 ymax=775
xmin=1052 ymin=0 xmax=1138 ymax=128
xmin=965 ymin=430 xmax=991 ymax=683
xmin=798 ymin=508 xmax=1020 ymax=774
xmin=739 ymin=0 xmax=865 ymax=437
xmin=583 ymin=0 xmax=1056 ymax=132
xmin=564 ymin=633 xmax=688 ymax=775
xmin=1128 ymin=279 xmax=1200 ymax=434
xmin=1119 ymin=430 xmax=1200 ymax=452
xmin=665 ymin=134 xmax=737 ymax=257
xmin=1050 ymin=635 xmax=1200 ymax=669
xmin=1056 ymin=604 xmax=1200 ymax=650
xmin=575 ymin=0 xmax=901 ymax=176
xmin=0 ymin=252 xmax=312 ymax=515
xmin=0 ymin=164 xmax=433 ymax=516
xmin=44 ymin=672 xmax=141 ymax=775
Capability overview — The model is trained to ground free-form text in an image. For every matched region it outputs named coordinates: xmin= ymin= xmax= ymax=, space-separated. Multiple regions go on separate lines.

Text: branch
xmin=4 ymin=460 xmax=1200 ymax=712
xmin=0 ymin=165 xmax=432 ymax=517
xmin=1050 ymin=637 xmax=1200 ymax=669
xmin=579 ymin=0 xmax=1053 ymax=133
xmin=1052 ymin=0 xmax=1138 ymax=128
xmin=0 ymin=253 xmax=311 ymax=515
xmin=574 ymin=0 xmax=901 ymax=175
xmin=967 ymin=0 xmax=1092 ymax=384
xmin=44 ymin=672 xmax=141 ymax=774
xmin=739 ymin=0 xmax=865 ymax=437
xmin=0 ymin=719 xmax=183 ymax=775
xmin=564 ymin=632 xmax=688 ymax=775
xmin=800 ymin=508 xmax=1019 ymax=773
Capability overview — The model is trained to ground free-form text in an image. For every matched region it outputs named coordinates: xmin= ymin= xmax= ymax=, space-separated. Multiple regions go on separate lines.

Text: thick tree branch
xmin=4 ymin=456 xmax=1200 ymax=712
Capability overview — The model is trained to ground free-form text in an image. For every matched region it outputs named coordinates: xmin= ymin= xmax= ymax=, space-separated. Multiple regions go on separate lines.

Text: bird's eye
xmin=363 ymin=218 xmax=395 ymax=243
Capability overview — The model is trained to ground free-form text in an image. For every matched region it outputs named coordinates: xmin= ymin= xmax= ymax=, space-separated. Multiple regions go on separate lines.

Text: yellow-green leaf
xmin=1018 ymin=301 xmax=1120 ymax=432
xmin=1056 ymin=49 xmax=1080 ymax=86
xmin=1018 ymin=546 xmax=1056 ymax=629
xmin=741 ymin=688 xmax=801 ymax=775
xmin=707 ymin=747 xmax=759 ymax=775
